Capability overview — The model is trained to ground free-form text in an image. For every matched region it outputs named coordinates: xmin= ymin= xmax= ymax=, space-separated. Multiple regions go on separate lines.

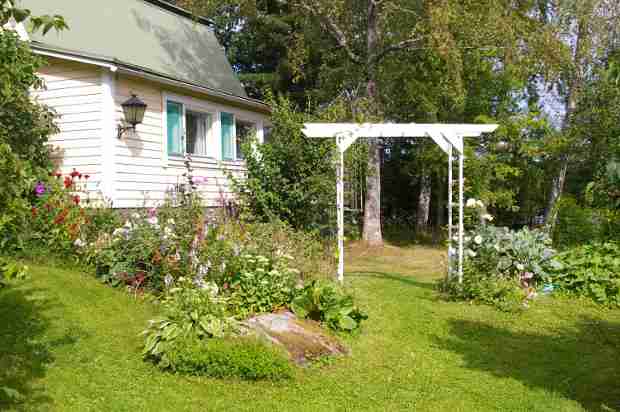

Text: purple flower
xmin=34 ymin=181 xmax=46 ymax=197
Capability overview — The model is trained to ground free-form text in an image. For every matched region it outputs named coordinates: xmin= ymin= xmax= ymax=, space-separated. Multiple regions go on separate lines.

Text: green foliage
xmin=232 ymin=94 xmax=336 ymax=231
xmin=0 ymin=258 xmax=28 ymax=288
xmin=228 ymin=254 xmax=298 ymax=318
xmin=142 ymin=277 xmax=238 ymax=368
xmin=440 ymin=271 xmax=528 ymax=313
xmin=440 ymin=217 xmax=561 ymax=312
xmin=165 ymin=335 xmax=293 ymax=380
xmin=552 ymin=196 xmax=611 ymax=248
xmin=550 ymin=242 xmax=620 ymax=307
xmin=291 ymin=280 xmax=367 ymax=332
xmin=0 ymin=30 xmax=57 ymax=168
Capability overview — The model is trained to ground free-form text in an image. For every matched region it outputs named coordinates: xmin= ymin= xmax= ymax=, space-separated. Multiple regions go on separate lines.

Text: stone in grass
xmin=243 ymin=311 xmax=348 ymax=365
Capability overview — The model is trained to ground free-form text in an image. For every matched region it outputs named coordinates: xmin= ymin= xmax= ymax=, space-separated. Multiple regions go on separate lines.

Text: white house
xmin=21 ymin=0 xmax=271 ymax=208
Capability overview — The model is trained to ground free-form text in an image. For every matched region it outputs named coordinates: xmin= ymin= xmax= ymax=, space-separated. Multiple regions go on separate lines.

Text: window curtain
xmin=186 ymin=111 xmax=209 ymax=156
xmin=167 ymin=101 xmax=183 ymax=155
xmin=221 ymin=112 xmax=234 ymax=160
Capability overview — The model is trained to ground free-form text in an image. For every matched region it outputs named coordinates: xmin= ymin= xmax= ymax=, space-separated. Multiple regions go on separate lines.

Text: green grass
xmin=1 ymin=245 xmax=619 ymax=411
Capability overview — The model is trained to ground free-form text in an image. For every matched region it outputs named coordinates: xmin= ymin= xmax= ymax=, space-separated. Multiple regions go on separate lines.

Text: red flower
xmin=70 ymin=169 xmax=80 ymax=178
xmin=44 ymin=203 xmax=53 ymax=212
xmin=63 ymin=176 xmax=72 ymax=189
xmin=84 ymin=174 xmax=90 ymax=180
xmin=72 ymin=195 xmax=81 ymax=205
xmin=31 ymin=207 xmax=37 ymax=217
xmin=53 ymin=171 xmax=62 ymax=179
xmin=53 ymin=209 xmax=68 ymax=225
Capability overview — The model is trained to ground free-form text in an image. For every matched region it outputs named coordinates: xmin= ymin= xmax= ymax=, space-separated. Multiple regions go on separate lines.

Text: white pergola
xmin=302 ymin=123 xmax=498 ymax=283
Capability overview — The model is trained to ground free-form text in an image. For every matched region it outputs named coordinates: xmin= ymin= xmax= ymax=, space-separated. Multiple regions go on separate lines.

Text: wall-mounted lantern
xmin=117 ymin=94 xmax=147 ymax=138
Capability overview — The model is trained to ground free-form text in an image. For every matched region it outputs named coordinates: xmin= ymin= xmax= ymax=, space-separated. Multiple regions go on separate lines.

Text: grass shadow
xmin=0 ymin=285 xmax=80 ymax=410
xmin=435 ymin=317 xmax=620 ymax=412
xmin=350 ymin=271 xmax=437 ymax=291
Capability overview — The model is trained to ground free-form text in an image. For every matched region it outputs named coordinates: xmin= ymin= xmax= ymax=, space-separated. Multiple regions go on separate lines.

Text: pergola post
xmin=336 ymin=139 xmax=345 ymax=283
xmin=447 ymin=144 xmax=453 ymax=279
xmin=458 ymin=152 xmax=465 ymax=284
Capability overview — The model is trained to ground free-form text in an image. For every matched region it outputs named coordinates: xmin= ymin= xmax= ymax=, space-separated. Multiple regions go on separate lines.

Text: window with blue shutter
xmin=221 ymin=112 xmax=234 ymax=160
xmin=167 ymin=101 xmax=183 ymax=155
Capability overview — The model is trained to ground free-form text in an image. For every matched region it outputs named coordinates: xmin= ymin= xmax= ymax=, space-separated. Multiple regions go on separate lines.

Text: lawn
xmin=1 ymin=245 xmax=619 ymax=412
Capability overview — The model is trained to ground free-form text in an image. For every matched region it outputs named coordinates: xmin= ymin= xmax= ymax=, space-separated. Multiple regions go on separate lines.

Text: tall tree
xmin=542 ymin=0 xmax=620 ymax=226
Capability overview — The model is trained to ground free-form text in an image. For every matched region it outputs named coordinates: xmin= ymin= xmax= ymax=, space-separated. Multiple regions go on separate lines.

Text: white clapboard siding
xmin=36 ymin=59 xmax=103 ymax=186
xmin=110 ymin=74 xmax=256 ymax=208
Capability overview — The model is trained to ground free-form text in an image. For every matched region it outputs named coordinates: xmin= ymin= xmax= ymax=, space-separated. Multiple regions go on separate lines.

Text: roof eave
xmin=32 ymin=43 xmax=271 ymax=114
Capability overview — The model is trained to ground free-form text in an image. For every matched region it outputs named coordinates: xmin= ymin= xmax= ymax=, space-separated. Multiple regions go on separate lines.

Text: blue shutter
xmin=221 ymin=112 xmax=234 ymax=160
xmin=167 ymin=101 xmax=183 ymax=155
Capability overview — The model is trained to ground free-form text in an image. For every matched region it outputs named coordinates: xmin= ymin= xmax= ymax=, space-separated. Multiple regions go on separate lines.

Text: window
xmin=166 ymin=99 xmax=212 ymax=157
xmin=221 ymin=112 xmax=234 ymax=160
xmin=263 ymin=126 xmax=273 ymax=144
xmin=235 ymin=119 xmax=256 ymax=160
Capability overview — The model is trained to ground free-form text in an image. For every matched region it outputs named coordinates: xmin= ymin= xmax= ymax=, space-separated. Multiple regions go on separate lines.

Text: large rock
xmin=243 ymin=311 xmax=348 ymax=365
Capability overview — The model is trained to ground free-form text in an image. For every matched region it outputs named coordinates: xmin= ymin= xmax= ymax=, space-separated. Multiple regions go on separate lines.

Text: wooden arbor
xmin=302 ymin=123 xmax=498 ymax=283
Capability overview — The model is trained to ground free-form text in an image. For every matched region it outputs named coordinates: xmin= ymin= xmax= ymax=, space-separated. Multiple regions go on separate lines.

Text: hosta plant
xmin=142 ymin=277 xmax=239 ymax=368
xmin=291 ymin=281 xmax=367 ymax=332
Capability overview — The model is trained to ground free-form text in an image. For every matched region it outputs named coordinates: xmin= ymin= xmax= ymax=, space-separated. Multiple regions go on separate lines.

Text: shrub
xmin=440 ymin=218 xmax=561 ymax=311
xmin=291 ymin=280 xmax=367 ymax=331
xmin=166 ymin=336 xmax=293 ymax=381
xmin=142 ymin=277 xmax=239 ymax=368
xmin=553 ymin=196 xmax=604 ymax=248
xmin=228 ymin=254 xmax=298 ymax=318
xmin=550 ymin=242 xmax=620 ymax=307
xmin=0 ymin=258 xmax=28 ymax=288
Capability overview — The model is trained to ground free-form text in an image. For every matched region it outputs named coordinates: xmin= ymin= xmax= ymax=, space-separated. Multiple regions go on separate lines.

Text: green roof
xmin=22 ymin=0 xmax=248 ymax=98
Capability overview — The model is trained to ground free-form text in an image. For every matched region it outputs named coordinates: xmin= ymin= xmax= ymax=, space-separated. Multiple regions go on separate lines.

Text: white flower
xmin=474 ymin=235 xmax=483 ymax=245
xmin=466 ymin=198 xmax=477 ymax=208
xmin=167 ymin=218 xmax=175 ymax=225
xmin=197 ymin=264 xmax=210 ymax=277
xmin=482 ymin=213 xmax=494 ymax=222
xmin=467 ymin=249 xmax=477 ymax=257
xmin=493 ymin=244 xmax=500 ymax=252
xmin=516 ymin=263 xmax=525 ymax=271
xmin=147 ymin=216 xmax=158 ymax=226
xmin=464 ymin=236 xmax=471 ymax=243
xmin=74 ymin=238 xmax=85 ymax=248
xmin=476 ymin=200 xmax=485 ymax=208
xmin=131 ymin=212 xmax=140 ymax=220
xmin=164 ymin=226 xmax=173 ymax=238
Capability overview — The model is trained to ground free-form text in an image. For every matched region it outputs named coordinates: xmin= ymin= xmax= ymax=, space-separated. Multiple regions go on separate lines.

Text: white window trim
xmin=162 ymin=92 xmax=218 ymax=166
xmin=161 ymin=91 xmax=268 ymax=167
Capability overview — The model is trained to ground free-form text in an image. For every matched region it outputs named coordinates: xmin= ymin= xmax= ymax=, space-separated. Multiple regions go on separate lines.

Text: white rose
xmin=477 ymin=200 xmax=485 ymax=208
xmin=482 ymin=214 xmax=494 ymax=222
xmin=466 ymin=198 xmax=477 ymax=208
xmin=474 ymin=235 xmax=483 ymax=245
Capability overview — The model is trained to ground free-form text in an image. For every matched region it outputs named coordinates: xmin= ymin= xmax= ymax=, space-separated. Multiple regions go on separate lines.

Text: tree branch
xmin=373 ymin=37 xmax=423 ymax=64
xmin=298 ymin=2 xmax=362 ymax=65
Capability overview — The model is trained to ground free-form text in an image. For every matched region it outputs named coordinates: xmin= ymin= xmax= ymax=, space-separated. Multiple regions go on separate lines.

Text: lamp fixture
xmin=117 ymin=94 xmax=147 ymax=138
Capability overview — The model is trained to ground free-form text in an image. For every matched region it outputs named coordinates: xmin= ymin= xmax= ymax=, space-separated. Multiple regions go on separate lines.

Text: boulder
xmin=243 ymin=311 xmax=348 ymax=365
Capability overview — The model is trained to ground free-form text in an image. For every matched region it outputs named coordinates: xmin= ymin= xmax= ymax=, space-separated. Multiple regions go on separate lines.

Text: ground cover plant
xmin=550 ymin=241 xmax=620 ymax=307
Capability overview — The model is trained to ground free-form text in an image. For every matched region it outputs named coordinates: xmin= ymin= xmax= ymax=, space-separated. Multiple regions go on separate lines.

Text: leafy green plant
xmin=440 ymin=220 xmax=561 ymax=311
xmin=291 ymin=281 xmax=367 ymax=332
xmin=228 ymin=254 xmax=298 ymax=317
xmin=142 ymin=277 xmax=238 ymax=368
xmin=0 ymin=258 xmax=28 ymax=288
xmin=166 ymin=335 xmax=293 ymax=381
xmin=550 ymin=242 xmax=620 ymax=307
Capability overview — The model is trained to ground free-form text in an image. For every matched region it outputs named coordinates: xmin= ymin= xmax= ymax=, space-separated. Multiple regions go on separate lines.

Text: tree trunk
xmin=362 ymin=141 xmax=383 ymax=245
xmin=543 ymin=18 xmax=587 ymax=228
xmin=416 ymin=174 xmax=432 ymax=234
xmin=432 ymin=175 xmax=445 ymax=244
xmin=361 ymin=0 xmax=384 ymax=246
